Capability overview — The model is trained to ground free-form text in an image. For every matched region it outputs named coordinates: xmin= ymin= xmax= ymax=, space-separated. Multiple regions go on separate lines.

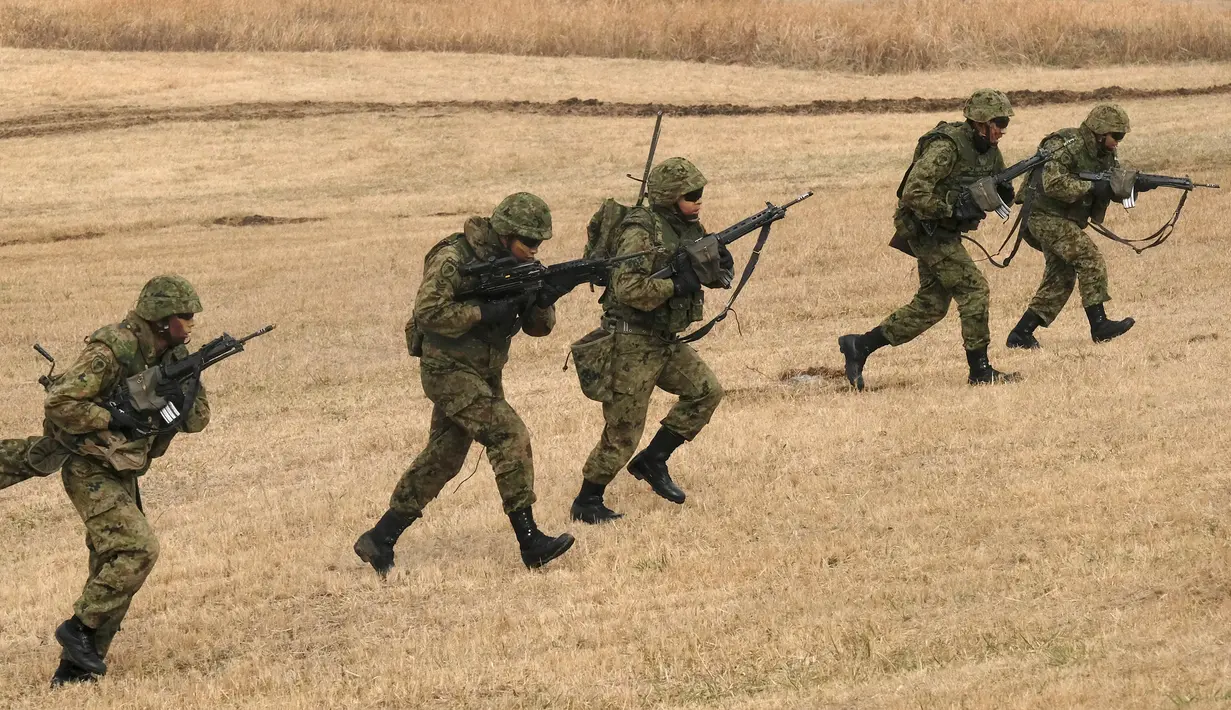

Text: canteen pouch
xmin=569 ymin=328 xmax=616 ymax=403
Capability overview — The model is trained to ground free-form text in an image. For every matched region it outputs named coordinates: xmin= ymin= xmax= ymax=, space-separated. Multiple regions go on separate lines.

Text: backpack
xmin=584 ymin=198 xmax=633 ymax=260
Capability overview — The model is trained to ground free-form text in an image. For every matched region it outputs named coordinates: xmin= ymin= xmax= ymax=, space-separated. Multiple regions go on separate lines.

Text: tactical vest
xmin=419 ymin=232 xmax=520 ymax=372
xmin=895 ymin=121 xmax=1002 ymax=240
xmin=601 ymin=206 xmax=704 ymax=335
xmin=1022 ymin=127 xmax=1114 ymax=226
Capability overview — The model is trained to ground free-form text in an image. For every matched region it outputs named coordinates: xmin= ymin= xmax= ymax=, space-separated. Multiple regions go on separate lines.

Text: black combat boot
xmin=1006 ymin=309 xmax=1045 ymax=350
xmin=570 ymin=479 xmax=624 ymax=524
xmin=54 ymin=617 xmax=107 ymax=677
xmin=965 ymin=346 xmax=1021 ymax=385
xmin=1085 ymin=303 xmax=1135 ymax=343
xmin=508 ymin=506 xmax=575 ymax=569
xmin=353 ymin=509 xmax=415 ymax=579
xmin=49 ymin=658 xmax=98 ymax=688
xmin=627 ymin=427 xmax=687 ymax=504
xmin=837 ymin=327 xmax=889 ymax=391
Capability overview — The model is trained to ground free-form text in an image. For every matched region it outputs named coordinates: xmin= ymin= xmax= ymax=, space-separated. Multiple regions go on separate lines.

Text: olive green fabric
xmin=963 ymin=88 xmax=1014 ymax=122
xmin=1022 ymin=127 xmax=1116 ymax=225
xmin=893 ymin=121 xmax=1007 ymax=242
xmin=489 ymin=192 xmax=553 ymax=242
xmin=1083 ymin=103 xmax=1131 ymax=135
xmin=646 ymin=157 xmax=707 ymax=208
xmin=387 ymin=212 xmax=555 ymax=517
xmin=600 ymin=206 xmax=708 ymax=335
xmin=581 ymin=333 xmax=723 ymax=486
xmin=880 ymin=238 xmax=991 ymax=350
xmin=133 ymin=275 xmax=202 ymax=322
xmin=61 ymin=456 xmax=157 ymax=657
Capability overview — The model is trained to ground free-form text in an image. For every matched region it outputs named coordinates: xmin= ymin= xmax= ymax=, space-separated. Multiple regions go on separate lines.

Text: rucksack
xmin=584 ymin=198 xmax=633 ymax=260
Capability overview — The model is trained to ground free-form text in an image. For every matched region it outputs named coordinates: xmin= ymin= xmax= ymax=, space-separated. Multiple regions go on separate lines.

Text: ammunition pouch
xmin=569 ymin=328 xmax=616 ymax=403
xmin=967 ymin=177 xmax=1006 ymax=213
xmin=1110 ymin=165 xmax=1138 ymax=201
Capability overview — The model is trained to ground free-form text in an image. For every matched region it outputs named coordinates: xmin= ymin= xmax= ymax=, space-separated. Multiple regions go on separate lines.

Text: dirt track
xmin=2 ymin=84 xmax=1228 ymax=141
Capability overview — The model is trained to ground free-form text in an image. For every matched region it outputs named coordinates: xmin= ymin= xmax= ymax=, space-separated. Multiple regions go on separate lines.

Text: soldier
xmin=354 ymin=193 xmax=574 ymax=575
xmin=1004 ymin=104 xmax=1136 ymax=349
xmin=569 ymin=157 xmax=729 ymax=524
xmin=838 ymin=89 xmax=1020 ymax=390
xmin=42 ymin=275 xmax=211 ymax=686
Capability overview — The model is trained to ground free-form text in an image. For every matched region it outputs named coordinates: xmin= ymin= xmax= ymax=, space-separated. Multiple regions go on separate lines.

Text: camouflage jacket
xmin=602 ymin=205 xmax=724 ymax=335
xmin=1022 ymin=126 xmax=1115 ymax=224
xmin=44 ymin=312 xmax=210 ymax=473
xmin=414 ymin=216 xmax=554 ymax=376
xmin=895 ymin=121 xmax=1006 ymax=243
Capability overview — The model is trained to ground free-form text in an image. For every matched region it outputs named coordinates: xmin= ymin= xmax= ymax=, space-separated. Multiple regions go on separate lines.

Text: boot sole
xmin=524 ymin=533 xmax=575 ymax=569
xmin=54 ymin=624 xmax=107 ymax=677
xmin=571 ymin=508 xmax=624 ymax=524
xmin=353 ymin=535 xmax=394 ymax=578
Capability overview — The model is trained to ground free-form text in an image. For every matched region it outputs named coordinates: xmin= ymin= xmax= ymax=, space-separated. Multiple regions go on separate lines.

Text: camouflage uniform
xmin=45 ymin=276 xmax=209 ymax=677
xmin=1006 ymin=104 xmax=1136 ymax=349
xmin=880 ymin=120 xmax=1006 ymax=350
xmin=389 ymin=215 xmax=554 ymax=518
xmin=358 ymin=192 xmax=574 ymax=573
xmin=580 ymin=158 xmax=728 ymax=493
xmin=839 ymin=89 xmax=1019 ymax=389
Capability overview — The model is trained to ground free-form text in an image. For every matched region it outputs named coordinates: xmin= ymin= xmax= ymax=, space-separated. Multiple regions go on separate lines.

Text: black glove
xmin=996 ymin=183 xmax=1015 ymax=205
xmin=478 ymin=300 xmax=520 ymax=325
xmin=155 ymin=377 xmax=187 ymax=410
xmin=670 ymin=259 xmax=703 ymax=297
xmin=717 ymin=243 xmax=734 ymax=273
xmin=105 ymin=403 xmax=151 ymax=439
xmin=1090 ymin=179 xmax=1117 ymax=203
xmin=535 ymin=280 xmax=567 ymax=309
xmin=951 ymin=191 xmax=986 ymax=223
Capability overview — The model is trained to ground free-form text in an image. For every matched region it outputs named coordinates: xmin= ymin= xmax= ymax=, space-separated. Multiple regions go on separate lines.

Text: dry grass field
xmin=2 ymin=49 xmax=1231 ymax=709
xmin=2 ymin=0 xmax=1231 ymax=72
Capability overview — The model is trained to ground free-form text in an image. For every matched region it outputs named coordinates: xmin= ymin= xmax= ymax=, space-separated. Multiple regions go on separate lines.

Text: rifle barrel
xmin=238 ymin=324 xmax=276 ymax=344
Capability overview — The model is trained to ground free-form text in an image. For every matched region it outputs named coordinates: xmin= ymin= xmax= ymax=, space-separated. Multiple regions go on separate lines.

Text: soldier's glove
xmin=670 ymin=258 xmax=703 ymax=297
xmin=535 ymin=280 xmax=568 ymax=309
xmin=996 ymin=183 xmax=1015 ymax=205
xmin=479 ymin=300 xmax=520 ymax=326
xmin=717 ymin=243 xmax=734 ymax=273
xmin=951 ymin=191 xmax=986 ymax=223
xmin=104 ymin=403 xmax=152 ymax=439
xmin=155 ymin=377 xmax=186 ymax=410
xmin=1089 ymin=179 xmax=1117 ymax=203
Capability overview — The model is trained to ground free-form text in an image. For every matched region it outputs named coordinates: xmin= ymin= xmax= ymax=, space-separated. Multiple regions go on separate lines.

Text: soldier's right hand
xmin=104 ymin=403 xmax=152 ymax=439
xmin=670 ymin=258 xmax=703 ymax=297
xmin=951 ymin=191 xmax=986 ymax=223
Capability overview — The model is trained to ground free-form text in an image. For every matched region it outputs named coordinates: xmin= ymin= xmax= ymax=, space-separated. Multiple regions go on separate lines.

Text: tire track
xmin=2 ymin=84 xmax=1229 ymax=140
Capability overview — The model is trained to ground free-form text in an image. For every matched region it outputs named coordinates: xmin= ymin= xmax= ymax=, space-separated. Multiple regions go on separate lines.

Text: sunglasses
xmin=1108 ymin=132 xmax=1125 ymax=141
xmin=682 ymin=187 xmax=704 ymax=202
xmin=174 ymin=313 xmax=195 ymax=321
xmin=990 ymin=116 xmax=1011 ymax=129
xmin=515 ymin=236 xmax=543 ymax=250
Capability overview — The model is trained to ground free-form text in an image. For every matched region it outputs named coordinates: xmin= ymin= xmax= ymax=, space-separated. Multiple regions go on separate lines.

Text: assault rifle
xmin=456 ymin=252 xmax=652 ymax=302
xmin=965 ymin=137 xmax=1075 ymax=220
xmin=650 ymin=191 xmax=814 ymax=285
xmin=97 ymin=325 xmax=276 ymax=437
xmin=1078 ymin=169 xmax=1220 ymax=211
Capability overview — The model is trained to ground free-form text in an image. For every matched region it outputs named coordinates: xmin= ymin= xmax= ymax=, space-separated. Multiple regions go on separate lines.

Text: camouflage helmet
xmin=647 ymin=157 xmax=708 ymax=208
xmin=1083 ymin=104 xmax=1131 ymax=135
xmin=134 ymin=274 xmax=202 ymax=322
xmin=489 ymin=192 xmax=552 ymax=241
xmin=963 ymin=88 xmax=1014 ymax=122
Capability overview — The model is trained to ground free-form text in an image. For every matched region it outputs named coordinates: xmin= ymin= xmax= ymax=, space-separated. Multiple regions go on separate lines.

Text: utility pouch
xmin=26 ymin=436 xmax=69 ymax=476
xmin=404 ymin=316 xmax=424 ymax=358
xmin=1110 ymin=165 xmax=1138 ymax=201
xmin=569 ymin=328 xmax=616 ymax=403
xmin=683 ymin=236 xmax=729 ymax=288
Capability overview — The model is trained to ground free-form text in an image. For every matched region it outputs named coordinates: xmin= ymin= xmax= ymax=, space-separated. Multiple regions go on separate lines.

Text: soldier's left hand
xmin=718 ymin=243 xmax=734 ymax=273
xmin=535 ymin=281 xmax=567 ymax=309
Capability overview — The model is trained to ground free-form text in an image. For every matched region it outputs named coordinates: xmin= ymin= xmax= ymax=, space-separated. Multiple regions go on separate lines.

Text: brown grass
xmin=2 ymin=51 xmax=1231 ymax=708
xmin=2 ymin=0 xmax=1231 ymax=72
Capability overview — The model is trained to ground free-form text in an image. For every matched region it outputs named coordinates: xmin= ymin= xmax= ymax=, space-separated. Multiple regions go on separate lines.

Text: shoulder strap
xmin=675 ymin=223 xmax=774 ymax=344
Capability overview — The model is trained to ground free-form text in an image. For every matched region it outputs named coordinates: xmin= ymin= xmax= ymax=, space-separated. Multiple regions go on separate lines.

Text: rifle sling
xmin=675 ymin=223 xmax=772 ymax=345
xmin=1088 ymin=190 xmax=1189 ymax=254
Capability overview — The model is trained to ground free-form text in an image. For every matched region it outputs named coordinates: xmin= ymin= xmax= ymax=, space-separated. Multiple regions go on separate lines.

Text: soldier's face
xmin=1100 ymin=133 xmax=1121 ymax=151
xmin=167 ymin=314 xmax=195 ymax=345
xmin=676 ymin=195 xmax=703 ymax=221
xmin=503 ymin=235 xmax=540 ymax=263
xmin=976 ymin=118 xmax=1008 ymax=145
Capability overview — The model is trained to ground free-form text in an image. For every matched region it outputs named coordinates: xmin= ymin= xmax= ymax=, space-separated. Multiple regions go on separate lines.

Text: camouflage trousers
xmin=1 ymin=436 xmax=43 ymax=491
xmin=582 ymin=333 xmax=724 ymax=486
xmin=880 ymin=238 xmax=990 ymax=350
xmin=1025 ymin=212 xmax=1110 ymax=324
xmin=390 ymin=362 xmax=535 ymax=518
xmin=62 ymin=455 xmax=159 ymax=659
